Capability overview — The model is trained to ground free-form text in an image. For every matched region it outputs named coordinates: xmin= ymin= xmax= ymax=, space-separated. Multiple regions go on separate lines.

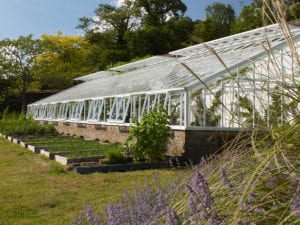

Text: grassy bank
xmin=0 ymin=137 xmax=177 ymax=225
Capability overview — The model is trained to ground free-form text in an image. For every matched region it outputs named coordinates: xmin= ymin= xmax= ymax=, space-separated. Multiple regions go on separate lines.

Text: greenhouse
xmin=27 ymin=23 xmax=300 ymax=132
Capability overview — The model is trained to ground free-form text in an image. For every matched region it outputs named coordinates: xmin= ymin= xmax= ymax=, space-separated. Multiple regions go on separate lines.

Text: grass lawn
xmin=0 ymin=137 xmax=177 ymax=225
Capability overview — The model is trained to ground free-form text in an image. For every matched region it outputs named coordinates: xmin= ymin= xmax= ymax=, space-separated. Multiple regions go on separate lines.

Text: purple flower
xmin=254 ymin=207 xmax=265 ymax=214
xmin=71 ymin=210 xmax=84 ymax=225
xmin=86 ymin=206 xmax=100 ymax=225
xmin=246 ymin=193 xmax=255 ymax=203
xmin=169 ymin=158 xmax=174 ymax=168
xmin=166 ymin=208 xmax=181 ymax=225
xmin=291 ymin=178 xmax=300 ymax=218
xmin=185 ymin=169 xmax=220 ymax=224
xmin=220 ymin=166 xmax=234 ymax=189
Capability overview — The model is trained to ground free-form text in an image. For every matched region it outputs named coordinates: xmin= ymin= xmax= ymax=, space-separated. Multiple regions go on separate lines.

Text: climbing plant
xmin=191 ymin=88 xmax=221 ymax=126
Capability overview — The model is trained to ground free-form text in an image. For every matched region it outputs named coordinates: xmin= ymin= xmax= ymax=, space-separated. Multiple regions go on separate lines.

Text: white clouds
xmin=115 ymin=0 xmax=136 ymax=7
xmin=115 ymin=0 xmax=125 ymax=7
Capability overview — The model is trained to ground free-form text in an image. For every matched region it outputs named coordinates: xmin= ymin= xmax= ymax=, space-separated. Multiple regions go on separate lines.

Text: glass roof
xmin=30 ymin=24 xmax=300 ymax=105
xmin=74 ymin=71 xmax=118 ymax=82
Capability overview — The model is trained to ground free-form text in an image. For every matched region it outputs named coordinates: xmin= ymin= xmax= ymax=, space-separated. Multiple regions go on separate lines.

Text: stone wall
xmin=41 ymin=121 xmax=244 ymax=163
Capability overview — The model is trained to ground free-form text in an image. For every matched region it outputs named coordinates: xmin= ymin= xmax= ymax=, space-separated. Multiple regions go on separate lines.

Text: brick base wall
xmin=40 ymin=121 xmax=245 ymax=163
xmin=42 ymin=121 xmax=130 ymax=143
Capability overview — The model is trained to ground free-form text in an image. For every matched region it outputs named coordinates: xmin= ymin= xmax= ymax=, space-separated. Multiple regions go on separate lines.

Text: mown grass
xmin=0 ymin=137 xmax=178 ymax=225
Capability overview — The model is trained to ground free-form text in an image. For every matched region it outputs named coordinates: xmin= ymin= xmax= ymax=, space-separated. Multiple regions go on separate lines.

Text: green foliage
xmin=195 ymin=3 xmax=235 ymax=41
xmin=288 ymin=2 xmax=300 ymax=19
xmin=0 ymin=112 xmax=57 ymax=136
xmin=103 ymin=147 xmax=132 ymax=164
xmin=126 ymin=105 xmax=171 ymax=162
xmin=206 ymin=90 xmax=222 ymax=126
xmin=0 ymin=74 xmax=14 ymax=108
xmin=34 ymin=32 xmax=95 ymax=90
xmin=231 ymin=4 xmax=263 ymax=34
xmin=49 ymin=163 xmax=66 ymax=174
xmin=77 ymin=0 xmax=192 ymax=69
xmin=135 ymin=0 xmax=187 ymax=27
xmin=268 ymin=86 xmax=283 ymax=126
xmin=191 ymin=89 xmax=221 ymax=126
xmin=237 ymin=95 xmax=265 ymax=127
xmin=0 ymin=35 xmax=42 ymax=110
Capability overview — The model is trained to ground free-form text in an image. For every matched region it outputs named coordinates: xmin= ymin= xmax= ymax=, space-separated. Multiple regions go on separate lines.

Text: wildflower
xmin=254 ymin=207 xmax=265 ymax=214
xmin=290 ymin=179 xmax=300 ymax=218
xmin=220 ymin=167 xmax=234 ymax=189
xmin=166 ymin=208 xmax=181 ymax=225
xmin=175 ymin=157 xmax=181 ymax=168
xmin=185 ymin=170 xmax=220 ymax=224
xmin=86 ymin=206 xmax=100 ymax=225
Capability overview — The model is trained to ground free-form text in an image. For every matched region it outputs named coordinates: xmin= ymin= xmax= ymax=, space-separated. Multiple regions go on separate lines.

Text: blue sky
xmin=0 ymin=0 xmax=252 ymax=40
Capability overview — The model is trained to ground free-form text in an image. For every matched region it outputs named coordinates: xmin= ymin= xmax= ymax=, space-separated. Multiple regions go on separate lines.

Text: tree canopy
xmin=34 ymin=32 xmax=94 ymax=90
xmin=195 ymin=3 xmax=235 ymax=42
xmin=135 ymin=0 xmax=187 ymax=27
xmin=0 ymin=35 xmax=42 ymax=110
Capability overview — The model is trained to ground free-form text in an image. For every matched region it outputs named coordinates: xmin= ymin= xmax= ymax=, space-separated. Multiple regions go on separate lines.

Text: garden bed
xmin=2 ymin=131 xmax=170 ymax=172
xmin=7 ymin=134 xmax=125 ymax=166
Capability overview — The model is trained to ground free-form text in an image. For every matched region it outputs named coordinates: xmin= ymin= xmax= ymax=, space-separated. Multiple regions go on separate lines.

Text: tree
xmin=0 ymin=35 xmax=41 ymax=111
xmin=77 ymin=1 xmax=139 ymax=69
xmin=231 ymin=4 xmax=263 ymax=34
xmin=288 ymin=2 xmax=300 ymax=20
xmin=0 ymin=75 xmax=13 ymax=110
xmin=135 ymin=0 xmax=187 ymax=27
xmin=196 ymin=3 xmax=235 ymax=42
xmin=77 ymin=0 xmax=192 ymax=69
xmin=78 ymin=1 xmax=138 ymax=47
xmin=125 ymin=16 xmax=193 ymax=57
xmin=34 ymin=32 xmax=93 ymax=90
xmin=232 ymin=0 xmax=300 ymax=34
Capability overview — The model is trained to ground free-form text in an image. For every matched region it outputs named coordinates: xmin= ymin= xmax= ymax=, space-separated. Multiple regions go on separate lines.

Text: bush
xmin=126 ymin=105 xmax=171 ymax=162
xmin=0 ymin=111 xmax=57 ymax=136
xmin=102 ymin=147 xmax=132 ymax=164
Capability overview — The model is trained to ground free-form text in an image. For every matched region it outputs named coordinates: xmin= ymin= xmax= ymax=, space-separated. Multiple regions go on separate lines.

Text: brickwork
xmin=43 ymin=121 xmax=130 ymax=143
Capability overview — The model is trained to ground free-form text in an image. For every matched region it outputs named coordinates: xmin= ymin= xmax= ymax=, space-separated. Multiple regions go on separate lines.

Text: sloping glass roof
xmin=32 ymin=60 xmax=193 ymax=104
xmin=110 ymin=55 xmax=177 ymax=72
xmin=74 ymin=71 xmax=118 ymax=82
xmin=30 ymin=23 xmax=300 ymax=105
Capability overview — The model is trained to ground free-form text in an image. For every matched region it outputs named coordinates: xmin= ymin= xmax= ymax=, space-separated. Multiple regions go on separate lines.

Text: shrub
xmin=126 ymin=105 xmax=171 ymax=162
xmin=0 ymin=112 xmax=57 ymax=136
xmin=103 ymin=148 xmax=131 ymax=164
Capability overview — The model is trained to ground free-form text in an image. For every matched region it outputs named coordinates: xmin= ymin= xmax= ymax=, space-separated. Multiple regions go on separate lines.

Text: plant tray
xmin=40 ymin=149 xmax=70 ymax=160
xmin=54 ymin=154 xmax=105 ymax=166
xmin=27 ymin=145 xmax=50 ymax=154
